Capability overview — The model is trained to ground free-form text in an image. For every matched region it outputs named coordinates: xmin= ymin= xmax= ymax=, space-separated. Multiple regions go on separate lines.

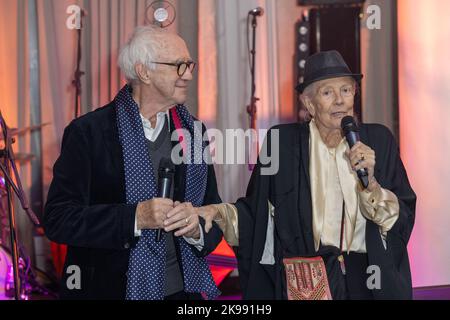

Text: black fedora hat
xmin=295 ymin=50 xmax=363 ymax=93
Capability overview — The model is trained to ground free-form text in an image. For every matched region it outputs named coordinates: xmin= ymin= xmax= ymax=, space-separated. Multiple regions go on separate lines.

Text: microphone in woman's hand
xmin=341 ymin=116 xmax=369 ymax=189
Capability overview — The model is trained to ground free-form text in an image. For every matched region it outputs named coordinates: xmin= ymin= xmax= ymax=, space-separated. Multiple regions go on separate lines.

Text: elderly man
xmin=200 ymin=50 xmax=416 ymax=300
xmin=44 ymin=25 xmax=222 ymax=300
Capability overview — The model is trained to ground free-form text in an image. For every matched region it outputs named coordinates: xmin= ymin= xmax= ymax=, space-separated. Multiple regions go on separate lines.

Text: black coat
xmin=235 ymin=122 xmax=416 ymax=300
xmin=44 ymin=102 xmax=223 ymax=300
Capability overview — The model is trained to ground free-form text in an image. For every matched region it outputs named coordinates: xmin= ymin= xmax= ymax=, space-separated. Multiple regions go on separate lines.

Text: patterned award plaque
xmin=283 ymin=256 xmax=333 ymax=300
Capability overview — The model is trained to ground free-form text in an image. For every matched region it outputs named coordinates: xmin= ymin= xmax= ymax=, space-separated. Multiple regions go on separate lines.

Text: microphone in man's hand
xmin=156 ymin=158 xmax=175 ymax=242
xmin=341 ymin=116 xmax=369 ymax=189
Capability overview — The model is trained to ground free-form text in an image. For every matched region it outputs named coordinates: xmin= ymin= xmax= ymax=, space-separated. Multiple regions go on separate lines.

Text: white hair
xmin=118 ymin=25 xmax=167 ymax=83
xmin=301 ymin=82 xmax=319 ymax=99
xmin=299 ymin=83 xmax=317 ymax=122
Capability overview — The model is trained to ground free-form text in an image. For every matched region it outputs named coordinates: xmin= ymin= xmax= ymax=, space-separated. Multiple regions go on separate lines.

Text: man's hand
xmin=195 ymin=205 xmax=220 ymax=233
xmin=164 ymin=202 xmax=200 ymax=239
xmin=136 ymin=198 xmax=174 ymax=230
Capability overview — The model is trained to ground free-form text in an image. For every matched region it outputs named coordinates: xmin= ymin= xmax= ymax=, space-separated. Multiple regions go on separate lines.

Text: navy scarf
xmin=115 ymin=85 xmax=220 ymax=300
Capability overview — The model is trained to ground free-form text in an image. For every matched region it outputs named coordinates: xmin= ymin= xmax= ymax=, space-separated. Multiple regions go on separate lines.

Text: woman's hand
xmin=346 ymin=141 xmax=380 ymax=192
xmin=164 ymin=202 xmax=200 ymax=239
xmin=195 ymin=205 xmax=221 ymax=233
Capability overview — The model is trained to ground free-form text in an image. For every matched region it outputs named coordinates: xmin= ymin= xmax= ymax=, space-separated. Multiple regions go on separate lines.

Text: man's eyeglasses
xmin=152 ymin=61 xmax=197 ymax=77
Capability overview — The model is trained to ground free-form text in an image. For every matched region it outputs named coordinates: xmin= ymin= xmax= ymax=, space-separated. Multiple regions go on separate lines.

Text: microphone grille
xmin=341 ymin=116 xmax=358 ymax=134
xmin=159 ymin=158 xmax=175 ymax=178
xmin=250 ymin=7 xmax=264 ymax=16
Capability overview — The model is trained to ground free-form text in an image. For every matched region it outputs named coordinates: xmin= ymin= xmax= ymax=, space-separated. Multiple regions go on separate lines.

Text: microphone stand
xmin=72 ymin=10 xmax=85 ymax=119
xmin=0 ymin=111 xmax=41 ymax=300
xmin=246 ymin=13 xmax=260 ymax=171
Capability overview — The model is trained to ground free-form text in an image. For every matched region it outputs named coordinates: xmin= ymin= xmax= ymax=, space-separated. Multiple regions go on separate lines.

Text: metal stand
xmin=246 ymin=14 xmax=260 ymax=171
xmin=2 ymin=159 xmax=20 ymax=300
xmin=0 ymin=111 xmax=40 ymax=300
xmin=72 ymin=10 xmax=85 ymax=119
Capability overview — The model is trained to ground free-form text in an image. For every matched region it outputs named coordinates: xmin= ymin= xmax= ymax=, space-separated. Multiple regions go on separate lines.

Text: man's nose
xmin=181 ymin=67 xmax=193 ymax=81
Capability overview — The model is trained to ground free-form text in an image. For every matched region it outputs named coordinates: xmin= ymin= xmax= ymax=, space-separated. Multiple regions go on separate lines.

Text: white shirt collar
xmin=140 ymin=110 xmax=171 ymax=142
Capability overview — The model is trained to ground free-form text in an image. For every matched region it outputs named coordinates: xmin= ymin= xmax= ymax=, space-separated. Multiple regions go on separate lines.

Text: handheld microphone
xmin=249 ymin=7 xmax=264 ymax=16
xmin=156 ymin=158 xmax=175 ymax=242
xmin=341 ymin=116 xmax=369 ymax=189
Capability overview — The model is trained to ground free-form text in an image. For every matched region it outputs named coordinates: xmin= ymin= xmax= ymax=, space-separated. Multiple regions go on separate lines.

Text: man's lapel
xmin=102 ymin=103 xmax=125 ymax=177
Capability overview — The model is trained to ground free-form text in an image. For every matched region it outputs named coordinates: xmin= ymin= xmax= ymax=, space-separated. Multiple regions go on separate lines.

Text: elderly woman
xmin=199 ymin=50 xmax=416 ymax=300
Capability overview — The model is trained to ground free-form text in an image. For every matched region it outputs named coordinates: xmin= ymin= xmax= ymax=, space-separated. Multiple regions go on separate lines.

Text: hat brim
xmin=295 ymin=73 xmax=363 ymax=93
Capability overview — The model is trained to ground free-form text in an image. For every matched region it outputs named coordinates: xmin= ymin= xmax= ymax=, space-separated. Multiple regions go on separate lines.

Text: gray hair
xmin=301 ymin=82 xmax=319 ymax=100
xmin=298 ymin=82 xmax=319 ymax=121
xmin=118 ymin=25 xmax=167 ymax=82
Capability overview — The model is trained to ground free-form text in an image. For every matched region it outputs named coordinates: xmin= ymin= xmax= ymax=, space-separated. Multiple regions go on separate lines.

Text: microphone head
xmin=341 ymin=115 xmax=359 ymax=135
xmin=158 ymin=158 xmax=175 ymax=179
xmin=249 ymin=7 xmax=264 ymax=16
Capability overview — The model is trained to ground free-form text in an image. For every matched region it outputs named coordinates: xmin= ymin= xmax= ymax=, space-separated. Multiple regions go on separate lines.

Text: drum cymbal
xmin=13 ymin=153 xmax=35 ymax=163
xmin=0 ymin=153 xmax=35 ymax=164
xmin=0 ymin=123 xmax=50 ymax=140
xmin=8 ymin=123 xmax=50 ymax=136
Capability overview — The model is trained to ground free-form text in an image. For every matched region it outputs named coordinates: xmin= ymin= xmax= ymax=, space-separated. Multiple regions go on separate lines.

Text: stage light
xmin=295 ymin=12 xmax=311 ymax=121
xmin=299 ymin=43 xmax=308 ymax=52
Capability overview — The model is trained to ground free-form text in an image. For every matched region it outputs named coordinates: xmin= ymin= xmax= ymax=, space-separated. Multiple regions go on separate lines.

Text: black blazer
xmin=236 ymin=122 xmax=416 ymax=300
xmin=44 ymin=102 xmax=223 ymax=300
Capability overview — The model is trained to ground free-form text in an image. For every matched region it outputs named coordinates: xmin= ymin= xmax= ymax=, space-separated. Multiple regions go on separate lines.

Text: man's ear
xmin=300 ymin=95 xmax=315 ymax=117
xmin=134 ymin=63 xmax=151 ymax=85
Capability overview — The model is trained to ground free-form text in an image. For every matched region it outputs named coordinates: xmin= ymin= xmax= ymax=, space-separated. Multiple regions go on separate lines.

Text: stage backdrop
xmin=2 ymin=0 xmax=449 ymax=289
xmin=398 ymin=0 xmax=450 ymax=287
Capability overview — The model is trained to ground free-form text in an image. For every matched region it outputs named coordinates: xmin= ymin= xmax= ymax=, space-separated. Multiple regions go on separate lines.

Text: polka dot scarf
xmin=115 ymin=85 xmax=220 ymax=300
